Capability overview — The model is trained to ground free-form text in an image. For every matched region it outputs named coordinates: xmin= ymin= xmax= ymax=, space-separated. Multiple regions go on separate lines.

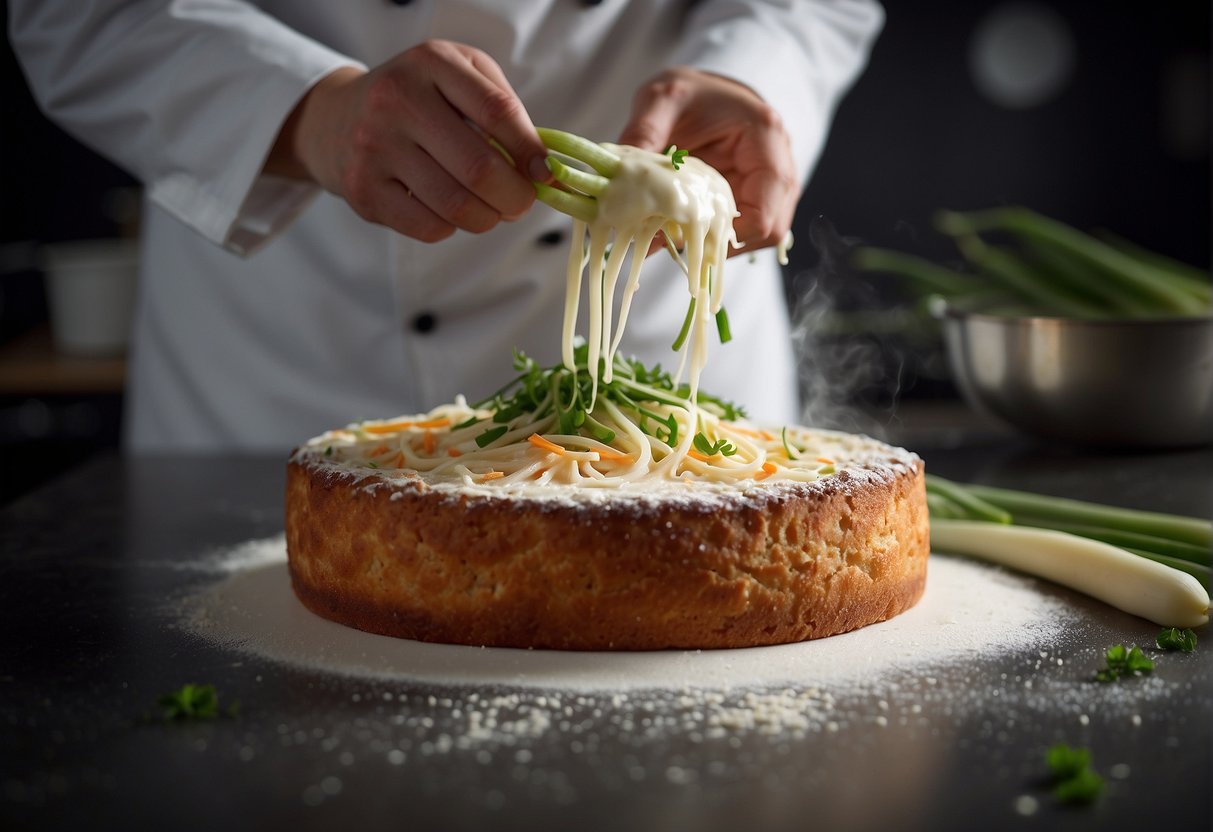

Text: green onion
xmin=534 ymin=182 xmax=597 ymax=222
xmin=948 ymin=232 xmax=1105 ymax=318
xmin=537 ymin=127 xmax=622 ymax=177
xmin=476 ymin=425 xmax=509 ymax=448
xmin=715 ymin=307 xmax=732 ymax=344
xmin=956 ymin=482 xmax=1212 ymax=549
xmin=671 ymin=297 xmax=696 ymax=351
xmin=546 ymin=156 xmax=609 ymax=197
xmin=925 ymin=476 xmax=1012 ymax=524
xmin=780 ymin=426 xmax=799 ymax=460
xmin=935 ymin=207 xmax=1208 ymax=317
xmin=852 ymin=246 xmax=981 ymax=297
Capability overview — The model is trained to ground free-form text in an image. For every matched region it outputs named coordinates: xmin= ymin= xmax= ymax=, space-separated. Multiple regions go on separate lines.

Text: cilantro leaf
xmin=156 ymin=683 xmax=225 ymax=721
xmin=663 ymin=144 xmax=689 ymax=171
xmin=1156 ymin=627 xmax=1197 ymax=653
xmin=693 ymin=432 xmax=737 ymax=457
xmin=1045 ymin=743 xmax=1103 ymax=805
xmin=1095 ymin=644 xmax=1154 ymax=682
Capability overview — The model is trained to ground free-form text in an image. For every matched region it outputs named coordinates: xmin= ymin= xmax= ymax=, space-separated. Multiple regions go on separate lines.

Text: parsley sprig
xmin=154 ymin=683 xmax=239 ymax=721
xmin=1094 ymin=644 xmax=1154 ymax=683
xmin=468 ymin=344 xmax=744 ymax=449
xmin=1045 ymin=744 xmax=1103 ymax=804
xmin=663 ymin=144 xmax=689 ymax=171
xmin=693 ymin=433 xmax=737 ymax=457
xmin=1156 ymin=626 xmax=1198 ymax=652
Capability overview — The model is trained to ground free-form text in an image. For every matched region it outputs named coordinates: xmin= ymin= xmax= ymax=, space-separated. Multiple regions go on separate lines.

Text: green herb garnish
xmin=781 ymin=426 xmax=799 ymax=460
xmin=1156 ymin=626 xmax=1198 ymax=652
xmin=471 ymin=343 xmax=744 ymax=451
xmin=155 ymin=683 xmax=238 ymax=721
xmin=1045 ymin=743 xmax=1103 ymax=805
xmin=476 ymin=425 xmax=509 ymax=448
xmin=1095 ymin=644 xmax=1154 ymax=682
xmin=693 ymin=433 xmax=737 ymax=457
xmin=663 ymin=144 xmax=689 ymax=171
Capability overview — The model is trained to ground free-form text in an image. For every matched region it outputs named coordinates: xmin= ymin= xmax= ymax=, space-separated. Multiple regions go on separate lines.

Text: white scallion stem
xmin=932 ymin=520 xmax=1210 ymax=628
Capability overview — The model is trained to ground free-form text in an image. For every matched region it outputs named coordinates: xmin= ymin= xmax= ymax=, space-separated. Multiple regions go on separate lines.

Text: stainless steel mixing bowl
xmin=940 ymin=308 xmax=1213 ymax=448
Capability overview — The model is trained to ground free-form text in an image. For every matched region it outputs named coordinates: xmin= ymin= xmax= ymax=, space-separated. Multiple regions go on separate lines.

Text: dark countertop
xmin=2 ymin=416 xmax=1210 ymax=831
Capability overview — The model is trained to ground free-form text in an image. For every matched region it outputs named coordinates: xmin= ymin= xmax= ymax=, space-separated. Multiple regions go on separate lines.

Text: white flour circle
xmin=181 ymin=535 xmax=1075 ymax=693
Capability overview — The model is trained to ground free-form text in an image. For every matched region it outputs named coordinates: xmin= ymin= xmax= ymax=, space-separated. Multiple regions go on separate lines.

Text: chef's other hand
xmin=267 ymin=40 xmax=550 ymax=242
xmin=618 ymin=67 xmax=798 ymax=256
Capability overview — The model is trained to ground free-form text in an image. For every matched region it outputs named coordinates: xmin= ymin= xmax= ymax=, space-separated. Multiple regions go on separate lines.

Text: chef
xmin=9 ymin=0 xmax=884 ymax=453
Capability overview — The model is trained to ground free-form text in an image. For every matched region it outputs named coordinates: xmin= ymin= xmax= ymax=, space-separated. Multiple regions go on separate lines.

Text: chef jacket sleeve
xmin=671 ymin=0 xmax=884 ymax=185
xmin=8 ymin=0 xmax=365 ymax=255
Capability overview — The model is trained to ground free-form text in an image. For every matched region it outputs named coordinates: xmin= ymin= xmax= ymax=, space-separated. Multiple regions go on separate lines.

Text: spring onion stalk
xmin=534 ymin=182 xmax=596 ymax=222
xmin=1125 ymin=549 xmax=1212 ymax=585
xmin=851 ymin=247 xmax=975 ymax=296
xmin=931 ymin=520 xmax=1209 ymax=628
xmin=545 ymin=156 xmax=609 ymax=197
xmin=926 ymin=475 xmax=1212 ymax=626
xmin=935 ymin=207 xmax=1208 ymax=317
xmin=1095 ymin=230 xmax=1212 ymax=303
xmin=924 ymin=475 xmax=1012 ymax=524
xmin=950 ymin=233 xmax=1105 ymax=319
xmin=956 ymin=482 xmax=1212 ymax=549
xmin=1017 ymin=236 xmax=1155 ymax=318
xmin=536 ymin=127 xmax=621 ymax=177
xmin=1012 ymin=519 xmax=1211 ymax=565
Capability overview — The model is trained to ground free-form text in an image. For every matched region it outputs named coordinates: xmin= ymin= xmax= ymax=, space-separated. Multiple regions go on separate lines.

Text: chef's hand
xmin=267 ymin=40 xmax=550 ymax=242
xmin=618 ymin=67 xmax=799 ymax=256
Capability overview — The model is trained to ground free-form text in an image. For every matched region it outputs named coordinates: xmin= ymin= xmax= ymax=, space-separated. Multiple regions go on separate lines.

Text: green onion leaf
xmin=671 ymin=297 xmax=696 ymax=351
xmin=476 ymin=425 xmax=509 ymax=448
xmin=715 ymin=307 xmax=732 ymax=344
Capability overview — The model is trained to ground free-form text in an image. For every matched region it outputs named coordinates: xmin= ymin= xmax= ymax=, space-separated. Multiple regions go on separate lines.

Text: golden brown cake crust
xmin=284 ymin=448 xmax=929 ymax=651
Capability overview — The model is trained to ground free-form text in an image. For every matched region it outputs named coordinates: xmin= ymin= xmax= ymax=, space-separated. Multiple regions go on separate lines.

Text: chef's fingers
xmin=395 ymin=142 xmax=501 ymax=233
xmin=616 ymin=76 xmax=685 ymax=152
xmin=420 ymin=43 xmax=547 ymax=212
xmin=730 ymin=129 xmax=798 ymax=251
xmin=364 ymin=179 xmax=456 ymax=244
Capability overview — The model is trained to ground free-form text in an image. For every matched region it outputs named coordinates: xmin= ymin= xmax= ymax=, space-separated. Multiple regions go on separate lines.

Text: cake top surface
xmin=293 ymin=403 xmax=920 ymax=507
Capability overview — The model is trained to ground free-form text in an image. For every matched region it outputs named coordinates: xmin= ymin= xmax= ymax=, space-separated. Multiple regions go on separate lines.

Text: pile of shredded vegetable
xmin=313 ymin=345 xmax=842 ymax=490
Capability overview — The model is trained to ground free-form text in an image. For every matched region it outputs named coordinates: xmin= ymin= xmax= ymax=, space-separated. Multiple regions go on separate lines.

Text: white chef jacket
xmin=10 ymin=0 xmax=883 ymax=453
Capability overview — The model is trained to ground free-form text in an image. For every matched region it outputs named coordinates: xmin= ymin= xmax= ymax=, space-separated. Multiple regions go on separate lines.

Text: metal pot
xmin=939 ymin=307 xmax=1213 ymax=448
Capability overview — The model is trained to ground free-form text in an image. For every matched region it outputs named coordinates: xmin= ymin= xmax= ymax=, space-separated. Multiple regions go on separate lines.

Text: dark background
xmin=2 ymin=1 xmax=1209 ymax=502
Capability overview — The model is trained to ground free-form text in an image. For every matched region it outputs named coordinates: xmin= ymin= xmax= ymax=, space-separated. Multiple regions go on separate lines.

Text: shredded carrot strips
xmin=364 ymin=420 xmax=414 ymax=435
xmin=390 ymin=451 xmax=407 ymax=469
xmin=528 ymin=434 xmax=567 ymax=455
xmin=687 ymin=449 xmax=711 ymax=462
xmin=760 ymin=430 xmax=776 ymax=441
xmin=479 ymin=471 xmax=505 ymax=481
xmin=594 ymin=448 xmax=632 ymax=462
xmin=368 ymin=444 xmax=390 ymax=457
xmin=755 ymin=462 xmax=778 ymax=481
xmin=447 ymin=448 xmax=463 ymax=457
xmin=816 ymin=456 xmax=836 ymax=465
xmin=422 ymin=432 xmax=438 ymax=455
xmin=414 ymin=417 xmax=451 ymax=429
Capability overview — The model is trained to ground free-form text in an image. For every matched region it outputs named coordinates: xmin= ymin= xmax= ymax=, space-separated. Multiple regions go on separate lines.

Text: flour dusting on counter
xmin=182 ymin=535 xmax=1074 ymax=693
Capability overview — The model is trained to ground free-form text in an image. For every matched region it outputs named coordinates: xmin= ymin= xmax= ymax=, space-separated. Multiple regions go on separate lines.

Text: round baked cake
xmin=285 ymin=405 xmax=928 ymax=651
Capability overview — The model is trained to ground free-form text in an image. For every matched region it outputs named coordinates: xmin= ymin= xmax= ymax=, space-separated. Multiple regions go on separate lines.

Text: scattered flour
xmin=181 ymin=534 xmax=1075 ymax=693
xmin=171 ymin=536 xmax=1195 ymax=803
